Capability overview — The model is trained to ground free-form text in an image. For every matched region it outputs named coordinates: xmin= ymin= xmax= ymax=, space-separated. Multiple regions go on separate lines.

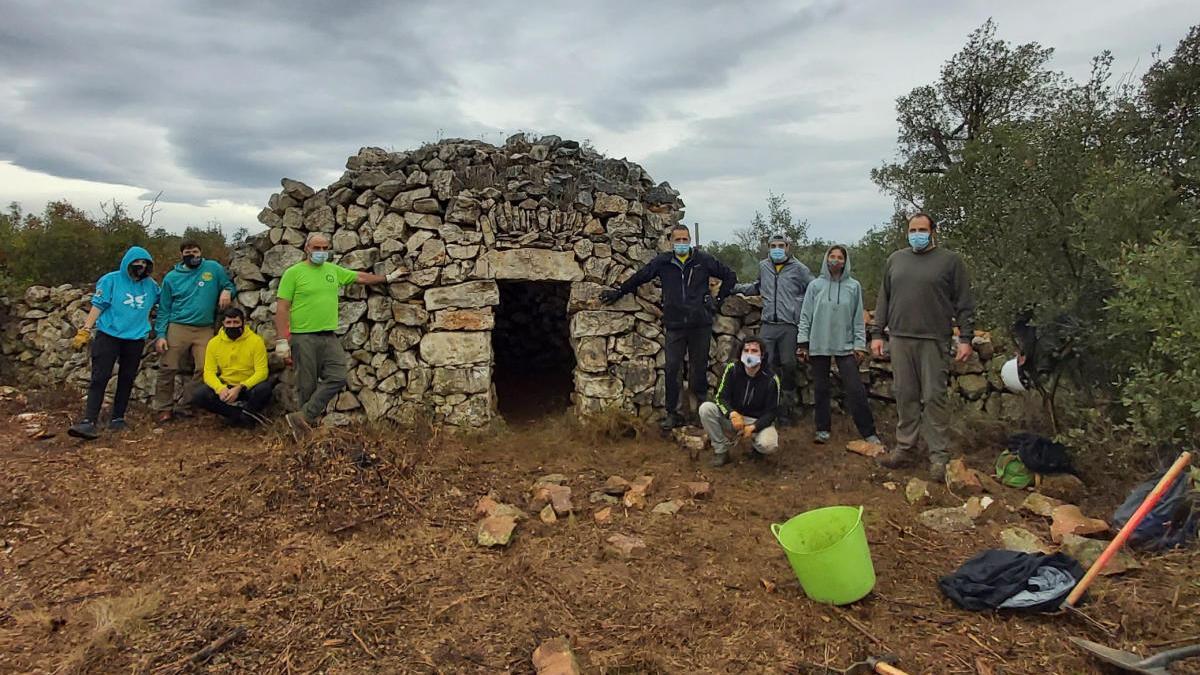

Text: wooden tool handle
xmin=874 ymin=662 xmax=910 ymax=675
xmin=1064 ymin=451 xmax=1192 ymax=607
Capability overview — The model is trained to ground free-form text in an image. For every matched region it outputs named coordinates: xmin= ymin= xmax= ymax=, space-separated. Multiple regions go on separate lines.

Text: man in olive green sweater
xmin=870 ymin=213 xmax=976 ymax=480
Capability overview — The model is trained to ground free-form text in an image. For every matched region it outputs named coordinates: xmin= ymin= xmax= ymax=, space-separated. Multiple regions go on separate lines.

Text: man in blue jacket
xmin=152 ymin=240 xmax=235 ymax=422
xmin=68 ymin=246 xmax=160 ymax=440
xmin=735 ymin=233 xmax=814 ymax=425
xmin=600 ymin=224 xmax=737 ymax=429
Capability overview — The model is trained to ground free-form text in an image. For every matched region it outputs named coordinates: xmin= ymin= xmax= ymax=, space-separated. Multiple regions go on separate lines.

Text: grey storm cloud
xmin=0 ymin=0 xmax=1194 ymax=238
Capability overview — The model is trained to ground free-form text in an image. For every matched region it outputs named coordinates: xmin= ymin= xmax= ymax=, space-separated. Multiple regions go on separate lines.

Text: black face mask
xmin=130 ymin=263 xmax=151 ymax=279
xmin=182 ymin=255 xmax=202 ymax=268
xmin=225 ymin=326 xmax=244 ymax=340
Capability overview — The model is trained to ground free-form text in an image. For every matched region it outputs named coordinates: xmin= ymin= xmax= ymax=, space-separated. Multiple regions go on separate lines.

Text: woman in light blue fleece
xmin=796 ymin=245 xmax=880 ymax=446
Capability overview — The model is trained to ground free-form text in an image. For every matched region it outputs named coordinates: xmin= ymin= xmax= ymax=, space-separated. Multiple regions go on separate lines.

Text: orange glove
xmin=729 ymin=411 xmax=745 ymax=430
xmin=72 ymin=328 xmax=92 ymax=350
xmin=740 ymin=424 xmax=755 ymax=439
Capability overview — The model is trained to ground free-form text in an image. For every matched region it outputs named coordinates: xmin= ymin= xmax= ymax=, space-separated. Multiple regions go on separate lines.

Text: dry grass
xmin=56 ymin=591 xmax=161 ymax=675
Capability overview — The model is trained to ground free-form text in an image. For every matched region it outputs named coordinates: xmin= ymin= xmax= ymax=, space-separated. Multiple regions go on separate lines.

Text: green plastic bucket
xmin=771 ymin=505 xmax=875 ymax=605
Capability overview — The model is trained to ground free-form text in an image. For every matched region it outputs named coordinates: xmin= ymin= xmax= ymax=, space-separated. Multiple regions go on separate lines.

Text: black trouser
xmin=664 ymin=325 xmax=711 ymax=416
xmin=191 ymin=381 xmax=275 ymax=422
xmin=810 ymin=354 xmax=876 ymax=438
xmin=84 ymin=331 xmax=145 ymax=422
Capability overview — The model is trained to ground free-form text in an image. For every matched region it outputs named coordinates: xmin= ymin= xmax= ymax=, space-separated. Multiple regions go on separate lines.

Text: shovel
xmin=1069 ymin=637 xmax=1200 ymax=674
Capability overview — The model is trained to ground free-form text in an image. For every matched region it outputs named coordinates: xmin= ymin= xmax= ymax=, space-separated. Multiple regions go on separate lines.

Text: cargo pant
xmin=291 ymin=331 xmax=348 ymax=422
xmin=760 ymin=322 xmax=799 ymax=419
xmin=890 ymin=336 xmax=951 ymax=467
xmin=153 ymin=323 xmax=213 ymax=412
xmin=698 ymin=401 xmax=779 ymax=456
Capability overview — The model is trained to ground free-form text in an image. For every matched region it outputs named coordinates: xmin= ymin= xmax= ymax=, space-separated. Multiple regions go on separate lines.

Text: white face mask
xmin=741 ymin=353 xmax=761 ymax=368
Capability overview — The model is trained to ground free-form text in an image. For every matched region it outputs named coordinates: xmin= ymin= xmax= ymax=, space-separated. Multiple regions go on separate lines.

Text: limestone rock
xmin=917 ymin=506 xmax=975 ymax=533
xmin=261 ymin=245 xmax=304 ymax=276
xmin=430 ymin=308 xmax=494 ymax=331
xmin=603 ymin=476 xmax=631 ymax=495
xmin=652 ymin=499 xmax=683 ymax=516
xmin=606 ymin=533 xmax=647 ymax=559
xmin=532 ymin=637 xmax=582 ymax=675
xmin=1039 ymin=474 xmax=1086 ymax=503
xmin=424 ymin=280 xmax=500 ymax=310
xmin=1021 ymin=492 xmax=1065 ymax=518
xmin=1059 ymin=533 xmax=1141 ymax=575
xmin=477 ymin=515 xmax=516 ymax=547
xmin=1000 ymin=527 xmax=1051 ymax=554
xmin=905 ymin=478 xmax=931 ymax=505
xmin=571 ymin=310 xmax=635 ymax=337
xmin=419 ymin=331 xmax=491 ymax=366
xmin=483 ymin=249 xmax=584 ymax=281
xmin=685 ymin=481 xmax=711 ymax=499
xmin=846 ymin=439 xmax=885 ymax=458
xmin=945 ymin=459 xmax=983 ymax=494
xmin=1050 ymin=505 xmax=1109 ymax=543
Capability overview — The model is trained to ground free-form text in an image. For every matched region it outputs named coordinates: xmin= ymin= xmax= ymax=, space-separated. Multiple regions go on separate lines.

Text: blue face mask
xmin=310 ymin=251 xmax=330 ymax=265
xmin=741 ymin=353 xmax=761 ymax=368
xmin=769 ymin=247 xmax=787 ymax=263
xmin=673 ymin=243 xmax=691 ymax=257
xmin=908 ymin=232 xmax=932 ymax=251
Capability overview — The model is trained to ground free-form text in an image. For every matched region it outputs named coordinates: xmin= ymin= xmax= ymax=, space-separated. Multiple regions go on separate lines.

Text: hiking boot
xmin=108 ymin=418 xmax=128 ymax=432
xmin=708 ymin=452 xmax=730 ymax=468
xmin=747 ymin=448 xmax=767 ymax=462
xmin=814 ymin=431 xmax=831 ymax=444
xmin=67 ymin=420 xmax=99 ymax=441
xmin=929 ymin=460 xmax=948 ymax=482
xmin=659 ymin=413 xmax=683 ymax=431
xmin=877 ymin=447 xmax=916 ymax=469
xmin=156 ymin=411 xmax=174 ymax=424
xmin=285 ymin=412 xmax=313 ymax=443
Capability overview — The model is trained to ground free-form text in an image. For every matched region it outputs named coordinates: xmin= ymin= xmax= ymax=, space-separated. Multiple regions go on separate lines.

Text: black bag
xmin=1007 ymin=432 xmax=1074 ymax=475
xmin=1112 ymin=470 xmax=1198 ymax=550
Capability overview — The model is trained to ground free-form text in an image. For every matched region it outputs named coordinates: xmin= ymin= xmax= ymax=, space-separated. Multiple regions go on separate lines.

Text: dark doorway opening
xmin=492 ymin=281 xmax=576 ymax=422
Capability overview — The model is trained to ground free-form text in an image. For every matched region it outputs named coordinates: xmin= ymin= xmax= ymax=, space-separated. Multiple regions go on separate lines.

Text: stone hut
xmin=230 ymin=135 xmax=692 ymax=427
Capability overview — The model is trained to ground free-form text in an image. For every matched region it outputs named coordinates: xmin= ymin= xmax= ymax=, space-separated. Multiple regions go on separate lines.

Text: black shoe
xmin=659 ymin=413 xmax=683 ymax=430
xmin=67 ymin=420 xmax=99 ymax=441
xmin=108 ymin=418 xmax=128 ymax=432
xmin=708 ymin=452 xmax=730 ymax=467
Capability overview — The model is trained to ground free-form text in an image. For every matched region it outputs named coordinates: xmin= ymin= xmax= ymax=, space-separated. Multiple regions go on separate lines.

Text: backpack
xmin=1007 ymin=433 xmax=1074 ymax=475
xmin=995 ymin=451 xmax=1034 ymax=489
xmin=1112 ymin=469 xmax=1199 ymax=550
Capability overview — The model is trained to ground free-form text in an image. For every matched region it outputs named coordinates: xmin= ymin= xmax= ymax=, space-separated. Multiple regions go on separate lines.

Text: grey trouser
xmin=890 ymin=336 xmax=951 ymax=466
xmin=760 ymin=322 xmax=798 ymax=410
xmin=698 ymin=401 xmax=779 ymax=456
xmin=292 ymin=332 xmax=348 ymax=422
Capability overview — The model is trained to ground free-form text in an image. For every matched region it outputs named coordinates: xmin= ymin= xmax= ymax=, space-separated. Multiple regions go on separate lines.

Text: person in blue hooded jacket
xmin=67 ymin=246 xmax=160 ymax=440
xmin=795 ymin=245 xmax=881 ymax=446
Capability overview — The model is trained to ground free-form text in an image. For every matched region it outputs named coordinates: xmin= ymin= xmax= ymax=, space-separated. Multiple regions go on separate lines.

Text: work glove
xmin=274 ymin=339 xmax=291 ymax=360
xmin=72 ymin=328 xmax=92 ymax=350
xmin=385 ymin=267 xmax=409 ymax=283
xmin=740 ymin=424 xmax=755 ymax=439
xmin=796 ymin=344 xmax=809 ymax=363
xmin=854 ymin=350 xmax=867 ymax=364
xmin=599 ymin=288 xmax=622 ymax=305
xmin=729 ymin=411 xmax=745 ymax=431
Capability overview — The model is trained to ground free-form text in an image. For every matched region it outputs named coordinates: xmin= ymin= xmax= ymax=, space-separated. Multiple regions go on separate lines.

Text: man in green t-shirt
xmin=274 ymin=232 xmax=407 ymax=441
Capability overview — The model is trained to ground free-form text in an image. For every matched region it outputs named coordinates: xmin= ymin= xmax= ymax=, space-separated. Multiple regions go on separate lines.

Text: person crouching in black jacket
xmin=699 ymin=336 xmax=781 ymax=467
xmin=600 ymin=223 xmax=736 ymax=430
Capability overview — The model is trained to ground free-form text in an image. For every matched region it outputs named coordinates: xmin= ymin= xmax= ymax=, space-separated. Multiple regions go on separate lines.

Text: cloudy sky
xmin=0 ymin=0 xmax=1193 ymax=244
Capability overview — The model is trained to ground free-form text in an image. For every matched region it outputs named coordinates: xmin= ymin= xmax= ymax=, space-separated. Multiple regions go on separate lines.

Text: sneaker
xmin=659 ymin=413 xmax=683 ymax=431
xmin=930 ymin=461 xmax=948 ymax=482
xmin=285 ymin=412 xmax=313 ymax=443
xmin=67 ymin=420 xmax=99 ymax=441
xmin=708 ymin=452 xmax=730 ymax=467
xmin=864 ymin=435 xmax=884 ymax=446
xmin=108 ymin=418 xmax=128 ymax=432
xmin=747 ymin=448 xmax=767 ymax=462
xmin=814 ymin=431 xmax=831 ymax=444
xmin=877 ymin=447 xmax=916 ymax=469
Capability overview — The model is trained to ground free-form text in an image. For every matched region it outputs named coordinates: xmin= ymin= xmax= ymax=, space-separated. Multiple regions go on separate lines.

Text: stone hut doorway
xmin=492 ymin=280 xmax=575 ymax=421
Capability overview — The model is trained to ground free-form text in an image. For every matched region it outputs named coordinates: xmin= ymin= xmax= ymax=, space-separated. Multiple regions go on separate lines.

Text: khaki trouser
xmin=890 ymin=336 xmax=951 ymax=467
xmin=153 ymin=323 xmax=213 ymax=412
xmin=699 ymin=401 xmax=779 ymax=456
xmin=291 ymin=332 xmax=348 ymax=422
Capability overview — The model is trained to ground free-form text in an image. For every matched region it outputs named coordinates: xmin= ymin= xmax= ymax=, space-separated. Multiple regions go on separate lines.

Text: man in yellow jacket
xmin=192 ymin=307 xmax=274 ymax=427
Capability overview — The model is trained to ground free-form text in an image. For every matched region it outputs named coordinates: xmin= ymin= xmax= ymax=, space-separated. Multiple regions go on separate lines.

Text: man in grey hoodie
xmin=735 ymin=233 xmax=814 ymax=425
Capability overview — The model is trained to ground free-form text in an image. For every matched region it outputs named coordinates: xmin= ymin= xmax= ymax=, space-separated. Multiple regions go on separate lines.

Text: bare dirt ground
xmin=1 ymin=388 xmax=1198 ymax=674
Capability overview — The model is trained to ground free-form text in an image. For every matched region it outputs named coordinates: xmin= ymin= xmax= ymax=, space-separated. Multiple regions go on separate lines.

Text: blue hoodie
xmin=92 ymin=246 xmax=160 ymax=340
xmin=153 ymin=258 xmax=235 ymax=335
xmin=797 ymin=245 xmax=866 ymax=356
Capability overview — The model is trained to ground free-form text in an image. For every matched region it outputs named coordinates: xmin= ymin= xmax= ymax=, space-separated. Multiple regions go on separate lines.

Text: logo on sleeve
xmin=326 ymin=274 xmax=335 ymax=283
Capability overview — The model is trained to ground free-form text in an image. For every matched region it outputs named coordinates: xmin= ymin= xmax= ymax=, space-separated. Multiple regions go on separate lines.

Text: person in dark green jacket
xmin=152 ymin=240 xmax=236 ymax=422
xmin=796 ymin=245 xmax=880 ymax=447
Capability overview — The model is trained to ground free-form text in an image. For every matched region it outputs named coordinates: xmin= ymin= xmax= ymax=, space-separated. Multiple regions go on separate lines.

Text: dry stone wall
xmin=0 ymin=135 xmax=1025 ymax=426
